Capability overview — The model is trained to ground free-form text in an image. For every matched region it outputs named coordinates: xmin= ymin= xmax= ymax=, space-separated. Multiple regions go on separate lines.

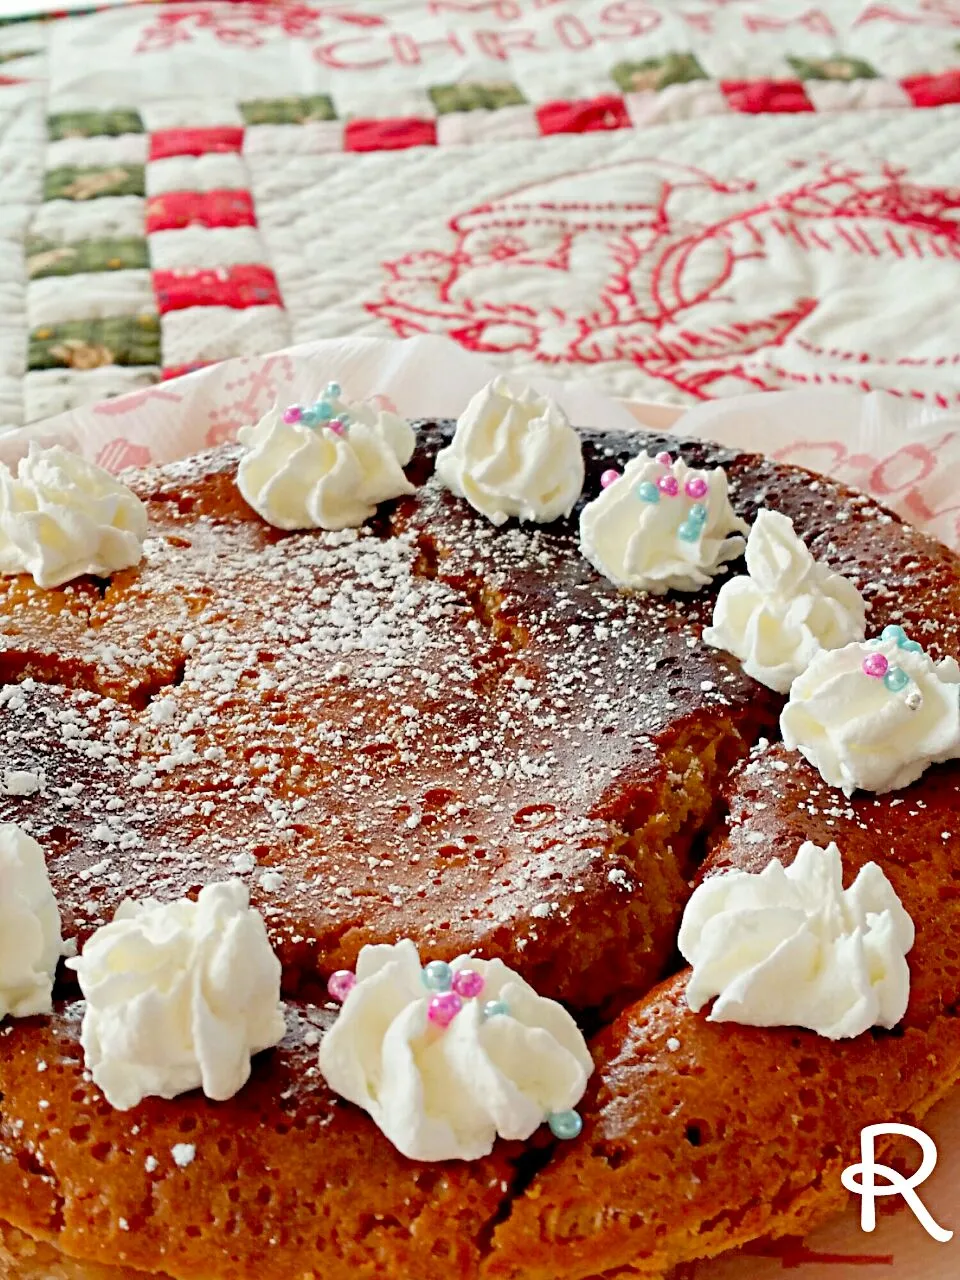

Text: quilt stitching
xmin=6 ymin=0 xmax=960 ymax=427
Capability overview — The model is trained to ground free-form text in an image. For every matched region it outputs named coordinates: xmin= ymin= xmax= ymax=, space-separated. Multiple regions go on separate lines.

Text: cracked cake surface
xmin=0 ymin=423 xmax=959 ymax=1279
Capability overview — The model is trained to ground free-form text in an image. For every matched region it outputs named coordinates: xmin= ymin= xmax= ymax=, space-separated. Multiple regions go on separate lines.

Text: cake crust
xmin=1 ymin=423 xmax=959 ymax=1279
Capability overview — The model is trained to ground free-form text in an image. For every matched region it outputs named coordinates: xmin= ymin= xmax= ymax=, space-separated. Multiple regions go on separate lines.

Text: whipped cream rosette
xmin=579 ymin=450 xmax=747 ymax=594
xmin=0 ymin=823 xmax=63 ymax=1020
xmin=0 ymin=444 xmax=147 ymax=588
xmin=435 ymin=376 xmax=584 ymax=526
xmin=704 ymin=509 xmax=866 ymax=693
xmin=781 ymin=626 xmax=960 ymax=795
xmin=68 ymin=880 xmax=286 ymax=1111
xmin=237 ymin=379 xmax=415 ymax=531
xmin=319 ymin=939 xmax=593 ymax=1161
xmin=679 ymin=841 xmax=914 ymax=1040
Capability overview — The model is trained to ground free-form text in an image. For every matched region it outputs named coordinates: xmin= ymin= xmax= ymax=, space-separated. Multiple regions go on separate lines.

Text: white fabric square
xmin=437 ymin=105 xmax=539 ymax=146
xmin=27 ymin=270 xmax=154 ymax=327
xmin=626 ymin=83 xmax=731 ymax=127
xmin=149 ymin=226 xmax=265 ymax=270
xmin=46 ymin=132 xmax=148 ymax=170
xmin=30 ymin=196 xmax=146 ymax=244
xmin=160 ymin=304 xmax=289 ymax=366
xmin=243 ymin=121 xmax=345 ymax=158
xmin=0 ymin=375 xmax=23 ymax=430
xmin=140 ymin=99 xmax=245 ymax=130
xmin=329 ymin=85 xmax=435 ymax=120
xmin=0 ymin=207 xmax=36 ymax=285
xmin=146 ymin=153 xmax=248 ymax=197
xmin=805 ymin=79 xmax=913 ymax=113
xmin=0 ymin=87 xmax=45 ymax=148
xmin=0 ymin=19 xmax=47 ymax=57
xmin=0 ymin=282 xmax=26 ymax=379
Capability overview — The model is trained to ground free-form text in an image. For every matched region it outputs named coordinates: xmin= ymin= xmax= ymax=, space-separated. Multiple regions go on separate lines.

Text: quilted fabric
xmin=1 ymin=0 xmax=960 ymax=426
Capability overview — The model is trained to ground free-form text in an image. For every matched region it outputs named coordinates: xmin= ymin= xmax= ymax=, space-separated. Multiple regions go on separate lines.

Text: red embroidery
xmin=146 ymin=190 xmax=257 ymax=233
xmin=474 ymin=27 xmax=541 ymax=59
xmin=368 ymin=158 xmax=960 ymax=404
xmin=854 ymin=2 xmax=919 ymax=22
xmin=721 ymin=79 xmax=814 ymax=113
xmin=344 ymin=117 xmax=437 ymax=151
xmin=743 ymin=8 xmax=837 ymax=36
xmin=536 ymin=94 xmax=630 ymax=135
xmin=149 ymin=127 xmax=245 ymax=161
xmin=857 ymin=0 xmax=960 ymax=24
xmin=136 ymin=3 xmax=384 ymax=54
xmin=153 ymin=265 xmax=282 ymax=313
xmin=390 ymin=29 xmax=466 ymax=65
xmin=596 ymin=2 xmax=662 ymax=39
xmin=901 ymin=69 xmax=960 ymax=106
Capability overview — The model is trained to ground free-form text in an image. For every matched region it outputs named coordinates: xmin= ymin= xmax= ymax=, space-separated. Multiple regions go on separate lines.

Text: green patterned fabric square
xmin=27 ymin=236 xmax=149 ymax=279
xmin=29 ymin=315 xmax=160 ymax=371
xmin=611 ymin=53 xmax=707 ymax=93
xmin=428 ymin=81 xmax=527 ymax=113
xmin=48 ymin=109 xmax=144 ymax=140
xmin=44 ymin=165 xmax=145 ymax=202
xmin=240 ymin=96 xmax=337 ymax=125
xmin=786 ymin=55 xmax=878 ymax=81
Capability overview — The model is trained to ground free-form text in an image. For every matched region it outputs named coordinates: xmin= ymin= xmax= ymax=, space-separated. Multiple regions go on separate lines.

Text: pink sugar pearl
xmin=600 ymin=469 xmax=620 ymax=489
xmin=657 ymin=474 xmax=680 ymax=497
xmin=862 ymin=652 xmax=890 ymax=679
xmin=428 ymin=991 xmax=463 ymax=1028
xmin=328 ymin=418 xmax=346 ymax=436
xmin=327 ymin=970 xmax=356 ymax=1003
xmin=452 ymin=968 xmax=485 ymax=999
xmin=282 ymin=405 xmax=302 ymax=425
xmin=656 ymin=451 xmax=672 ymax=466
xmin=685 ymin=476 xmax=708 ymax=500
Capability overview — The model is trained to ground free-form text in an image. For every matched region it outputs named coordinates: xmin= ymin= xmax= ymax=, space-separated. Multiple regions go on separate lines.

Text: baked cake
xmin=1 ymin=399 xmax=959 ymax=1279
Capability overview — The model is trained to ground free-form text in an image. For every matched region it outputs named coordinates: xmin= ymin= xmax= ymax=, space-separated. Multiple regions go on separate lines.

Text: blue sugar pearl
xmin=881 ymin=624 xmax=907 ymax=644
xmin=315 ymin=399 xmax=334 ymax=422
xmin=422 ymin=960 xmax=453 ymax=993
xmin=884 ymin=666 xmax=910 ymax=693
xmin=689 ymin=503 xmax=707 ymax=524
xmin=900 ymin=639 xmax=923 ymax=653
xmin=300 ymin=406 xmax=323 ymax=428
xmin=325 ymin=380 xmax=342 ymax=400
xmin=548 ymin=1110 xmax=583 ymax=1141
xmin=677 ymin=520 xmax=700 ymax=543
xmin=635 ymin=481 xmax=660 ymax=504
xmin=482 ymin=1000 xmax=510 ymax=1020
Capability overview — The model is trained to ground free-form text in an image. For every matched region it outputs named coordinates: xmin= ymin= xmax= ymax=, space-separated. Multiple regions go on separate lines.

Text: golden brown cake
xmin=1 ymin=422 xmax=959 ymax=1279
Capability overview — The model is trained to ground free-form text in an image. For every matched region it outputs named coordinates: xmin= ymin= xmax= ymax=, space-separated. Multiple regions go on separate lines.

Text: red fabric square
xmin=153 ymin=265 xmax=282 ymax=314
xmin=149 ymin=127 xmax=245 ymax=161
xmin=343 ymin=117 xmax=437 ymax=152
xmin=901 ymin=71 xmax=960 ymax=108
xmin=536 ymin=94 xmax=630 ymax=136
xmin=721 ymin=79 xmax=814 ymax=114
xmin=146 ymin=190 xmax=257 ymax=233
